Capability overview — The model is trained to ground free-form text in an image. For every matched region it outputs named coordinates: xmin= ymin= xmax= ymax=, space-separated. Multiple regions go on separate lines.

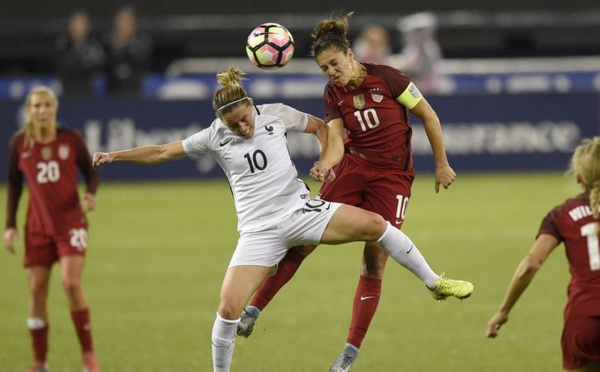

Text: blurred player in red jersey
xmin=239 ymin=12 xmax=457 ymax=371
xmin=3 ymin=87 xmax=100 ymax=372
xmin=486 ymin=137 xmax=600 ymax=372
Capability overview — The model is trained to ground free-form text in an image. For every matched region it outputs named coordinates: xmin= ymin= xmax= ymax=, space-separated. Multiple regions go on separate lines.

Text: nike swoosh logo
xmin=395 ymin=219 xmax=403 ymax=225
xmin=22 ymin=152 xmax=32 ymax=158
xmin=338 ymin=100 xmax=344 ymax=105
xmin=219 ymin=139 xmax=232 ymax=146
xmin=360 ymin=296 xmax=375 ymax=301
xmin=406 ymin=245 xmax=414 ymax=254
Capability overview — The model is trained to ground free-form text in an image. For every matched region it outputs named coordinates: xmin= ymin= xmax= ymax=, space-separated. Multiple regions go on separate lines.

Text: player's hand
xmin=485 ymin=311 xmax=509 ymax=338
xmin=92 ymin=152 xmax=113 ymax=167
xmin=3 ymin=228 xmax=17 ymax=254
xmin=82 ymin=192 xmax=97 ymax=212
xmin=434 ymin=164 xmax=456 ymax=193
xmin=310 ymin=162 xmax=333 ymax=182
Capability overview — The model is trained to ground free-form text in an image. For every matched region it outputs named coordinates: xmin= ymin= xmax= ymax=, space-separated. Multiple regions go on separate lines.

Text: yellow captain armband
xmin=396 ymin=82 xmax=423 ymax=109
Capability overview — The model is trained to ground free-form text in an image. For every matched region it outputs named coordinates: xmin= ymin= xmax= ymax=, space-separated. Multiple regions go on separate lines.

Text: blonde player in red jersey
xmin=239 ymin=12 xmax=457 ymax=371
xmin=3 ymin=87 xmax=100 ymax=372
xmin=487 ymin=137 xmax=600 ymax=372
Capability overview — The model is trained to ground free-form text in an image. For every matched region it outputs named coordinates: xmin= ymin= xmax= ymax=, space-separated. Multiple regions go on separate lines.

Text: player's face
xmin=27 ymin=93 xmax=57 ymax=130
xmin=316 ymin=47 xmax=354 ymax=87
xmin=221 ymin=104 xmax=255 ymax=139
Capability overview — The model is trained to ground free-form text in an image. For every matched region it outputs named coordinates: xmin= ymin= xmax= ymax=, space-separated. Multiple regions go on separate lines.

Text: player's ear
xmin=347 ymin=48 xmax=355 ymax=60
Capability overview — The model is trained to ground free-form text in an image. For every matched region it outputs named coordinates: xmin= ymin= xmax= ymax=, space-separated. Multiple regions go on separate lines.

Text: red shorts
xmin=24 ymin=227 xmax=88 ymax=267
xmin=562 ymin=316 xmax=600 ymax=370
xmin=318 ymin=153 xmax=414 ymax=228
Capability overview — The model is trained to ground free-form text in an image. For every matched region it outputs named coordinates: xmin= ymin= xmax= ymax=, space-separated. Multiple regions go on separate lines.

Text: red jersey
xmin=323 ymin=63 xmax=415 ymax=172
xmin=538 ymin=193 xmax=600 ymax=320
xmin=6 ymin=127 xmax=99 ymax=236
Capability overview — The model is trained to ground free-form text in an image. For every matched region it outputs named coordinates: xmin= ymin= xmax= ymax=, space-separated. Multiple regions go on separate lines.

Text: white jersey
xmin=182 ymin=103 xmax=311 ymax=232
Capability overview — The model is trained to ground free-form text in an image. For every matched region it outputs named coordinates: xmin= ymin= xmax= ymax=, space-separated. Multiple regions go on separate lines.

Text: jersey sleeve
xmin=5 ymin=134 xmax=24 ymax=229
xmin=182 ymin=128 xmax=212 ymax=157
xmin=323 ymin=84 xmax=342 ymax=124
xmin=71 ymin=129 xmax=99 ymax=194
xmin=537 ymin=207 xmax=563 ymax=242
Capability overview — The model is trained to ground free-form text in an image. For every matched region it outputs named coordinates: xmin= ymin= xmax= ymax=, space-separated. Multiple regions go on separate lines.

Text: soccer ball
xmin=246 ymin=23 xmax=295 ymax=70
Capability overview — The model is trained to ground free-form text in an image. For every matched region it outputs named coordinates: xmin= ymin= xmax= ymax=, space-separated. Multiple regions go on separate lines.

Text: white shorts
xmin=228 ymin=199 xmax=343 ymax=268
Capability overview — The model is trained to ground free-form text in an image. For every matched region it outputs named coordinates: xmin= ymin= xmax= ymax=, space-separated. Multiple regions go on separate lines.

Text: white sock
xmin=27 ymin=317 xmax=46 ymax=329
xmin=377 ymin=222 xmax=439 ymax=288
xmin=211 ymin=312 xmax=240 ymax=372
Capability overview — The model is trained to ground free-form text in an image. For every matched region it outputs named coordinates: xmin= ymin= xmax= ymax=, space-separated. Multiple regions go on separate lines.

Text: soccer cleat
xmin=430 ymin=273 xmax=474 ymax=301
xmin=28 ymin=361 xmax=49 ymax=372
xmin=329 ymin=344 xmax=359 ymax=372
xmin=83 ymin=353 xmax=100 ymax=372
xmin=236 ymin=306 xmax=260 ymax=338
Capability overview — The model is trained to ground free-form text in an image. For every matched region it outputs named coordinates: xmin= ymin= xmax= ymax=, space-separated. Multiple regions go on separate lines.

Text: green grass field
xmin=0 ymin=172 xmax=578 ymax=371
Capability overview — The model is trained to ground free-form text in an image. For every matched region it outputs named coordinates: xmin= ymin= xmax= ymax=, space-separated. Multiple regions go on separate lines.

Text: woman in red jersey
xmin=487 ymin=137 xmax=600 ymax=372
xmin=240 ymin=12 xmax=457 ymax=371
xmin=4 ymin=87 xmax=100 ymax=372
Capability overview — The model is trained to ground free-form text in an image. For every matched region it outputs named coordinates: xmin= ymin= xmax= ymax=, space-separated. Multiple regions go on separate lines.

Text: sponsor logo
xmin=21 ymin=151 xmax=32 ymax=158
xmin=406 ymin=245 xmax=414 ymax=254
xmin=219 ymin=139 xmax=233 ymax=146
xmin=265 ymin=125 xmax=274 ymax=135
xmin=360 ymin=296 xmax=375 ymax=301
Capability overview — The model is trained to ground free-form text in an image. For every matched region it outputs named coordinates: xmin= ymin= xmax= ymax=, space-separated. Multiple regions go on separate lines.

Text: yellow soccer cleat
xmin=430 ymin=274 xmax=474 ymax=301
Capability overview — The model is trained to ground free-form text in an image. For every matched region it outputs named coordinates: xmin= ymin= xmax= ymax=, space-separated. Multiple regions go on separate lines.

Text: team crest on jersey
xmin=370 ymin=89 xmax=384 ymax=103
xmin=59 ymin=144 xmax=70 ymax=160
xmin=41 ymin=147 xmax=52 ymax=160
xmin=353 ymin=94 xmax=365 ymax=109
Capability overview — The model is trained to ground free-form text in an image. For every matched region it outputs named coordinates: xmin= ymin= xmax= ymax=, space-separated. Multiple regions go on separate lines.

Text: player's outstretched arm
xmin=93 ymin=141 xmax=186 ymax=167
xmin=486 ymin=234 xmax=558 ymax=338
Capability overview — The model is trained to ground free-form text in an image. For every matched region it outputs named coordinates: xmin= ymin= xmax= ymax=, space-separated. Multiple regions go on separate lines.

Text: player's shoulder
xmin=547 ymin=193 xmax=589 ymax=218
xmin=256 ymin=103 xmax=298 ymax=124
xmin=367 ymin=63 xmax=408 ymax=80
xmin=256 ymin=103 xmax=286 ymax=116
xmin=57 ymin=126 xmax=84 ymax=139
xmin=9 ymin=131 xmax=25 ymax=143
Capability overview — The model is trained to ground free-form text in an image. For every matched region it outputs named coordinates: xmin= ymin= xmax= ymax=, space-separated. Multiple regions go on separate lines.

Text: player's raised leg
xmin=322 ymin=205 xmax=474 ymax=299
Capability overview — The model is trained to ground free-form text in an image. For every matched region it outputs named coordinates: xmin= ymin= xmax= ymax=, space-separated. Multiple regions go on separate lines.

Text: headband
xmin=216 ymin=97 xmax=250 ymax=113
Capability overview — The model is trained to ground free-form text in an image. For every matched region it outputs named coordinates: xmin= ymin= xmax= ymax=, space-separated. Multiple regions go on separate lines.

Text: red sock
xmin=71 ymin=308 xmax=94 ymax=354
xmin=250 ymin=249 xmax=306 ymax=310
xmin=30 ymin=325 xmax=49 ymax=363
xmin=347 ymin=276 xmax=382 ymax=348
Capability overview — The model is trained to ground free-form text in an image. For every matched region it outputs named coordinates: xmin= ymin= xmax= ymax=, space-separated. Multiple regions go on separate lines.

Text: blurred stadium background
xmin=1 ymin=0 xmax=599 ymax=371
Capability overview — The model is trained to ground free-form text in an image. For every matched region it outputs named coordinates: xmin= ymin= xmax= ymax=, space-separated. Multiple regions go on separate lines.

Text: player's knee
xmin=363 ymin=213 xmax=387 ymax=241
xmin=29 ymin=280 xmax=49 ymax=299
xmin=62 ymin=278 xmax=82 ymax=297
xmin=218 ymin=302 xmax=243 ymax=320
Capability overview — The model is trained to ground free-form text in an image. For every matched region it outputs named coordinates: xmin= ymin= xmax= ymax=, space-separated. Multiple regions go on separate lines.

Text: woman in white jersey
xmin=92 ymin=67 xmax=474 ymax=372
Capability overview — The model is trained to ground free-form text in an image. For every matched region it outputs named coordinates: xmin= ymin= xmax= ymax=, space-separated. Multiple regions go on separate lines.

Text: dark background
xmin=2 ymin=0 xmax=600 ymax=75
